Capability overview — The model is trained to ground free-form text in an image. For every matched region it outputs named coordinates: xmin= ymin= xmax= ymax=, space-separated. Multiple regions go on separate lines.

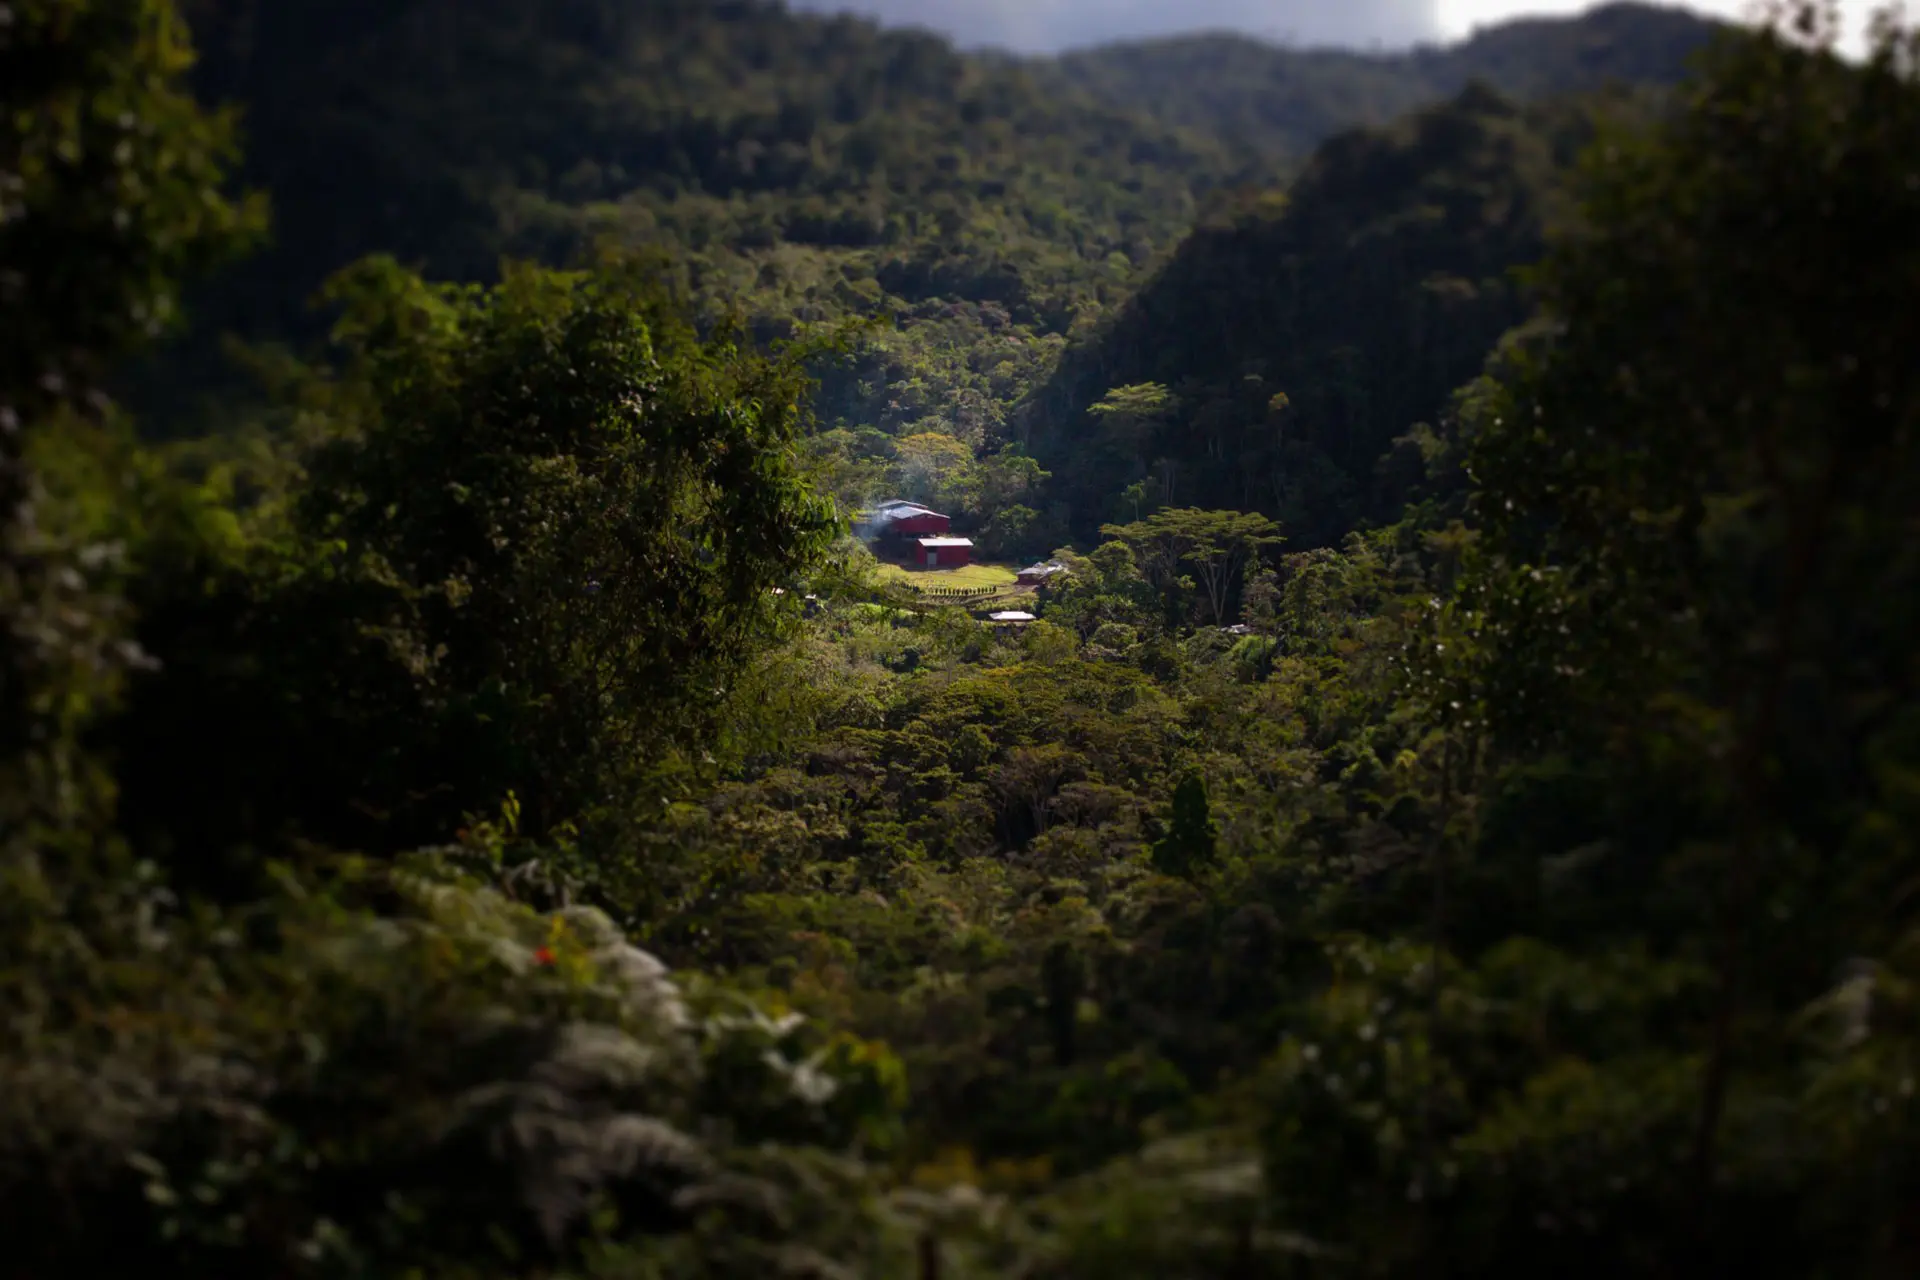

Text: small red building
xmin=914 ymin=536 xmax=973 ymax=568
xmin=862 ymin=500 xmax=951 ymax=538
xmin=890 ymin=510 xmax=951 ymax=537
xmin=860 ymin=500 xmax=958 ymax=561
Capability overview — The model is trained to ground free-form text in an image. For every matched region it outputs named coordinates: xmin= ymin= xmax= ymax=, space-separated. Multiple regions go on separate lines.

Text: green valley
xmin=6 ymin=1 xmax=1920 ymax=1277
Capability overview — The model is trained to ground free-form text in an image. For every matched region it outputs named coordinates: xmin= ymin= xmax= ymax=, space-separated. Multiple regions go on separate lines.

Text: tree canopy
xmin=7 ymin=1 xmax=1920 ymax=1277
xmin=1101 ymin=506 xmax=1284 ymax=625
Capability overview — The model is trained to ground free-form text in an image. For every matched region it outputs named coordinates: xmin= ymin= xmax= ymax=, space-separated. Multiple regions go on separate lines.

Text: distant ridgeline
xmin=1037 ymin=1 xmax=1716 ymax=165
xmin=152 ymin=0 xmax=1715 ymax=489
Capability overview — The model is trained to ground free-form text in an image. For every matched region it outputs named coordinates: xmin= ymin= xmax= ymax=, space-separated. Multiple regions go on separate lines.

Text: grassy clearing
xmin=873 ymin=561 xmax=1020 ymax=591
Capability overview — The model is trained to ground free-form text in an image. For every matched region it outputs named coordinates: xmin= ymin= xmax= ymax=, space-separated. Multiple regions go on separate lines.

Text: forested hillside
xmin=1023 ymin=83 xmax=1603 ymax=543
xmin=7 ymin=1 xmax=1920 ymax=1278
xmin=151 ymin=0 xmax=1242 ymax=436
xmin=146 ymin=1 xmax=1715 ymax=461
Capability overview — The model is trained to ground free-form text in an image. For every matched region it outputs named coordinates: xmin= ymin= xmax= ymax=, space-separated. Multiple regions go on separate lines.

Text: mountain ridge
xmin=1034 ymin=2 xmax=1720 ymax=163
xmin=146 ymin=0 xmax=1724 ymax=452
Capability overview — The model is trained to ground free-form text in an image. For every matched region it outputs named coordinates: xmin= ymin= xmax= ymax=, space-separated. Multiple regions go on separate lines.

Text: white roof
xmin=916 ymin=536 xmax=973 ymax=548
xmin=989 ymin=611 xmax=1036 ymax=622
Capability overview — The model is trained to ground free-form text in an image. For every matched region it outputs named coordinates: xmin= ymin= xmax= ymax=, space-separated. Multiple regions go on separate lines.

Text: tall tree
xmin=1454 ymin=1 xmax=1920 ymax=1265
xmin=0 ymin=0 xmax=260 ymax=1265
xmin=1152 ymin=770 xmax=1218 ymax=878
xmin=1101 ymin=507 xmax=1283 ymax=625
xmin=1 ymin=0 xmax=260 ymax=802
xmin=110 ymin=255 xmax=844 ymax=869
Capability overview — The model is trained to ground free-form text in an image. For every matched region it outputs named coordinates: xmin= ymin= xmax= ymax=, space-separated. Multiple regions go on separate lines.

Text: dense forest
xmin=6 ymin=0 xmax=1920 ymax=1277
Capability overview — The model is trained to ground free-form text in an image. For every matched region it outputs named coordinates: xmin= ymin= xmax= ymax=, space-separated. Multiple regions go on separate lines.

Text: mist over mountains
xmin=789 ymin=0 xmax=1442 ymax=53
xmin=792 ymin=0 xmax=1877 ymax=56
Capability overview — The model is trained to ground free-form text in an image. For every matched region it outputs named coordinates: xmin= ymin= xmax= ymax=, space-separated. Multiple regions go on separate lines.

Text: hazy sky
xmin=789 ymin=0 xmax=1874 ymax=53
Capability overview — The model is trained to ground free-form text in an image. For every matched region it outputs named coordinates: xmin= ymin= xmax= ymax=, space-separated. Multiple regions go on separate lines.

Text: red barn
xmin=863 ymin=500 xmax=949 ymax=535
xmin=858 ymin=500 xmax=956 ymax=561
xmin=890 ymin=509 xmax=951 ymax=537
xmin=914 ymin=537 xmax=973 ymax=568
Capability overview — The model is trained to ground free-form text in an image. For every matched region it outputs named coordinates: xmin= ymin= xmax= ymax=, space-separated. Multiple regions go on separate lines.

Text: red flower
xmin=532 ymin=946 xmax=556 ymax=966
